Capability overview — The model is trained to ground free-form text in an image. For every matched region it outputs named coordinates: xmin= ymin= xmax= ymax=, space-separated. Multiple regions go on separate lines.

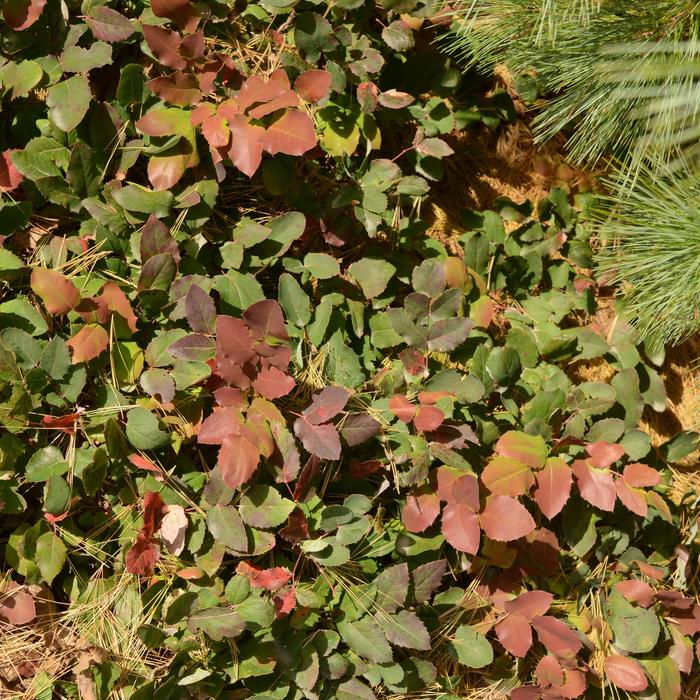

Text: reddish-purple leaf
xmin=215 ymin=316 xmax=256 ymax=382
xmin=302 ymin=386 xmax=349 ymax=424
xmin=228 ymin=115 xmax=264 ymax=177
xmin=414 ymin=405 xmax=444 ymax=432
xmin=126 ymin=532 xmax=159 ymax=575
xmin=3 ymin=0 xmax=46 ymax=30
xmin=557 ymin=669 xmax=586 ymax=698
xmin=262 ymin=110 xmax=317 ymax=156
xmin=495 ymin=614 xmax=532 ymax=657
xmin=403 ymin=488 xmax=440 ymax=533
xmin=495 ymin=431 xmax=548 ymax=468
xmin=247 ymin=90 xmax=299 ymax=120
xmin=510 ymin=687 xmax=540 ymax=700
xmin=294 ymin=418 xmax=342 ymax=460
xmin=185 ymin=284 xmax=216 ymax=334
xmin=615 ymin=478 xmax=647 ymax=517
xmin=243 ymin=299 xmax=289 ymax=343
xmin=295 ymin=69 xmax=332 ymax=103
xmin=341 ymin=414 xmax=380 ymax=446
xmin=218 ymin=434 xmax=260 ymax=488
xmin=202 ymin=114 xmax=230 ymax=148
xmin=572 ymin=460 xmax=616 ymax=511
xmin=31 ymin=268 xmax=81 ymax=314
xmin=536 ymin=655 xmax=564 ymax=687
xmin=531 ymin=615 xmax=582 ymax=657
xmin=142 ymin=491 xmax=166 ymax=539
xmin=253 ymin=366 xmax=295 ymax=399
xmin=169 ymin=333 xmax=215 ymax=362
xmin=615 ymin=579 xmax=655 ymax=607
xmin=142 ymin=25 xmax=186 ymax=70
xmin=378 ymin=89 xmax=415 ymax=109
xmin=237 ymin=72 xmax=290 ymax=113
xmin=480 ymin=456 xmax=535 ymax=497
xmin=152 ymin=0 xmax=200 ymax=32
xmin=236 ymin=561 xmax=292 ymax=591
xmin=389 ymin=394 xmax=416 ymax=423
xmin=198 ymin=407 xmax=242 ymax=445
xmin=586 ymin=441 xmax=625 ymax=468
xmin=141 ymin=215 xmax=179 ymax=262
xmin=274 ymin=586 xmax=296 ymax=618
xmin=534 ymin=457 xmax=572 ymax=519
xmin=480 ymin=495 xmax=536 ymax=541
xmin=86 ymin=6 xmax=134 ymax=42
xmin=147 ymin=146 xmax=191 ymax=190
xmin=0 ymin=582 xmax=36 ymax=625
xmin=0 ymin=150 xmax=23 ymax=191
xmin=604 ymin=655 xmax=648 ymax=692
xmin=441 ymin=502 xmax=480 ymax=554
xmin=147 ymin=73 xmax=202 ymax=106
xmin=622 ymin=462 xmax=660 ymax=487
xmin=67 ymin=324 xmax=109 ymax=364
xmin=504 ymin=591 xmax=553 ymax=620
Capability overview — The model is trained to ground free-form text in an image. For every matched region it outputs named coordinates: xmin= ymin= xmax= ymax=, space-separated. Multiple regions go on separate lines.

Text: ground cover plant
xmin=0 ymin=0 xmax=699 ymax=699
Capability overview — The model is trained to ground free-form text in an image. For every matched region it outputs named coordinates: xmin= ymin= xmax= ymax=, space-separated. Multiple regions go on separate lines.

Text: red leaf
xmin=128 ymin=454 xmax=164 ymax=477
xmin=147 ymin=73 xmax=202 ymax=106
xmin=615 ymin=579 xmax=655 ymax=607
xmin=151 ymin=0 xmax=200 ymax=32
xmin=218 ymin=434 xmax=260 ymax=489
xmin=100 ymin=282 xmax=138 ymax=333
xmin=480 ymin=495 xmax=535 ymax=541
xmin=441 ymin=502 xmax=480 ymax=554
xmin=557 ymin=669 xmax=587 ymax=699
xmin=147 ymin=145 xmax=191 ymax=190
xmin=215 ymin=316 xmax=256 ymax=383
xmin=202 ymin=114 xmax=230 ymax=148
xmin=279 ymin=510 xmax=310 ymax=543
xmin=294 ymin=418 xmax=341 ymax=460
xmin=295 ymin=69 xmax=332 ymax=103
xmin=237 ymin=72 xmax=290 ymax=113
xmin=495 ymin=614 xmax=532 ymax=657
xmin=302 ymin=386 xmax=349 ymax=424
xmin=586 ymin=441 xmax=625 ymax=468
xmin=622 ymin=462 xmax=660 ymax=487
xmin=67 ymin=324 xmax=109 ymax=364
xmin=0 ymin=150 xmax=23 ymax=191
xmin=534 ymin=457 xmax=572 ymax=519
xmin=228 ymin=115 xmax=264 ymax=177
xmin=531 ymin=616 xmax=582 ymax=657
xmin=126 ymin=532 xmax=159 ymax=575
xmin=198 ymin=407 xmax=242 ymax=445
xmin=142 ymin=25 xmax=186 ymax=70
xmin=572 ymin=460 xmax=616 ymax=511
xmin=511 ymin=688 xmax=540 ymax=700
xmin=236 ymin=561 xmax=292 ymax=591
xmin=3 ymin=0 xmax=46 ymax=30
xmin=350 ymin=459 xmax=384 ymax=478
xmin=31 ymin=268 xmax=81 ymax=314
xmin=480 ymin=456 xmax=535 ymax=497
xmin=505 ymin=591 xmax=553 ymax=620
xmin=388 ymin=394 xmax=416 ymax=423
xmin=414 ymin=405 xmax=444 ymax=432
xmin=142 ymin=491 xmax=166 ymax=539
xmin=535 ymin=655 xmax=564 ymax=687
xmin=0 ymin=582 xmax=36 ymax=625
xmin=402 ymin=488 xmax=440 ymax=533
xmin=436 ymin=467 xmax=479 ymax=509
xmin=615 ymin=478 xmax=647 ymax=517
xmin=604 ymin=655 xmax=648 ymax=692
xmin=253 ymin=366 xmax=295 ymax=399
xmin=262 ymin=110 xmax=317 ymax=156
xmin=274 ymin=586 xmax=296 ymax=618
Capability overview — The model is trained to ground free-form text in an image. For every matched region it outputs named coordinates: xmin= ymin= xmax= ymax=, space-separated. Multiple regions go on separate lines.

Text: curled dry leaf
xmin=160 ymin=504 xmax=188 ymax=555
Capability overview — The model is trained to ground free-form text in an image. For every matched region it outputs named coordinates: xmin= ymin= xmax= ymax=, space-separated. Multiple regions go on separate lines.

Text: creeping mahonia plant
xmin=0 ymin=0 xmax=698 ymax=698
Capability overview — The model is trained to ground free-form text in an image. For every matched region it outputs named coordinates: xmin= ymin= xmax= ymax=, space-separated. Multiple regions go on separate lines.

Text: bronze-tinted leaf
xmin=441 ymin=502 xmax=480 ymax=554
xmin=0 ymin=150 xmax=23 ymax=191
xmin=218 ymin=433 xmax=260 ymax=488
xmin=262 ymin=110 xmax=317 ymax=157
xmin=31 ymin=268 xmax=81 ymax=314
xmin=67 ymin=324 xmax=109 ymax=364
xmin=142 ymin=25 xmax=186 ymax=70
xmin=86 ymin=6 xmax=134 ymax=42
xmin=480 ymin=495 xmax=535 ymax=541
xmin=495 ymin=614 xmax=532 ymax=657
xmin=228 ymin=115 xmax=264 ymax=177
xmin=572 ymin=459 xmax=616 ymax=511
xmin=402 ymin=487 xmax=440 ymax=533
xmin=295 ymin=69 xmax=332 ymax=103
xmin=147 ymin=73 xmax=202 ymax=106
xmin=3 ymin=0 xmax=46 ymax=30
xmin=534 ymin=457 xmax=572 ymax=519
xmin=531 ymin=615 xmax=582 ymax=657
xmin=604 ymin=655 xmax=648 ymax=692
xmin=481 ymin=456 xmax=535 ymax=497
xmin=152 ymin=0 xmax=200 ymax=32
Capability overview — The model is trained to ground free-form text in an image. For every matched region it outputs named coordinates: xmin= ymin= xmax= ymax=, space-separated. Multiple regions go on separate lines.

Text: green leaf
xmin=207 ymin=504 xmax=248 ymax=552
xmin=279 ymin=273 xmax=311 ymax=327
xmin=641 ymin=656 xmax=681 ymax=700
xmin=188 ymin=607 xmax=245 ymax=641
xmin=304 ymin=252 xmax=340 ymax=279
xmin=60 ymin=42 xmax=112 ymax=73
xmin=40 ymin=337 xmax=71 ymax=380
xmin=449 ymin=625 xmax=493 ymax=668
xmin=380 ymin=610 xmax=431 ymax=650
xmin=125 ymin=407 xmax=170 ymax=450
xmin=46 ymin=76 xmax=92 ymax=132
xmin=25 ymin=446 xmax=68 ymax=482
xmin=113 ymin=184 xmax=174 ymax=217
xmin=35 ymin=531 xmax=67 ymax=584
xmin=238 ymin=486 xmax=295 ymax=529
xmin=43 ymin=475 xmax=71 ymax=515
xmin=337 ymin=678 xmax=378 ymax=700
xmin=348 ymin=259 xmax=396 ymax=299
xmin=117 ymin=64 xmax=146 ymax=106
xmin=608 ymin=591 xmax=660 ymax=654
xmin=338 ymin=617 xmax=393 ymax=663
